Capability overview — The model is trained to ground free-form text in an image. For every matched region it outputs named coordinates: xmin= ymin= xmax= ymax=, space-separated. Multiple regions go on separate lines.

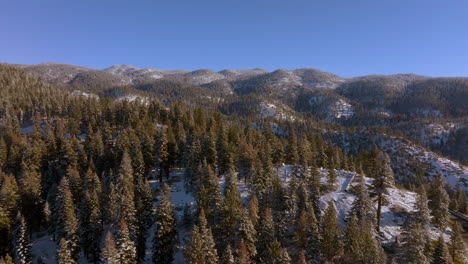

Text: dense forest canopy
xmin=0 ymin=65 xmax=467 ymax=264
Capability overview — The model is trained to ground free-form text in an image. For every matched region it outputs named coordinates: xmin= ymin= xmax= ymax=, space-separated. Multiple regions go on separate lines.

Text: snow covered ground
xmin=30 ymin=166 xmax=452 ymax=263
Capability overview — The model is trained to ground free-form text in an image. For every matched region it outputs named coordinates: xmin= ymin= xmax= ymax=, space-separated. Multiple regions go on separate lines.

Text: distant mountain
xmin=4 ymin=62 xmax=468 ymax=163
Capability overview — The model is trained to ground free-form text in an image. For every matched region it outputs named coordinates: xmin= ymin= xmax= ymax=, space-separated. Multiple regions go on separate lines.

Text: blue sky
xmin=1 ymin=0 xmax=468 ymax=77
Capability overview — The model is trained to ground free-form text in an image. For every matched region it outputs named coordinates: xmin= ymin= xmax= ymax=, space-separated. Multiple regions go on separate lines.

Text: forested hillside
xmin=0 ymin=65 xmax=467 ymax=264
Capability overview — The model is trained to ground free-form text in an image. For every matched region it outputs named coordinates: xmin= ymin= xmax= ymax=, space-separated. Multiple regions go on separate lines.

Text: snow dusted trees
xmin=11 ymin=213 xmax=32 ymax=264
xmin=370 ymin=151 xmax=394 ymax=232
xmin=100 ymin=230 xmax=118 ymax=264
xmin=429 ymin=175 xmax=449 ymax=229
xmin=185 ymin=210 xmax=218 ymax=264
xmin=115 ymin=152 xmax=136 ymax=229
xmin=399 ymin=220 xmax=431 ymax=264
xmin=450 ymin=222 xmax=467 ymax=263
xmin=115 ymin=220 xmax=136 ymax=264
xmin=57 ymin=238 xmax=76 ymax=264
xmin=321 ymin=201 xmax=341 ymax=262
xmin=153 ymin=184 xmax=177 ymax=264
xmin=295 ymin=206 xmax=320 ymax=263
xmin=351 ymin=174 xmax=373 ymax=223
xmin=218 ymin=168 xmax=242 ymax=252
xmin=344 ymin=214 xmax=385 ymax=264
xmin=54 ymin=177 xmax=79 ymax=261
xmin=432 ymin=235 xmax=450 ymax=264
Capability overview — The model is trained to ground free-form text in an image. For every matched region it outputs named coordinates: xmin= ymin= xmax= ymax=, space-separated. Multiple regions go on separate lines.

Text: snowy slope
xmin=328 ymin=131 xmax=468 ymax=190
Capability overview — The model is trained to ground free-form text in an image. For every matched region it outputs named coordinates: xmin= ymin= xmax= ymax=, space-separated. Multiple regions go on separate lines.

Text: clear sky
xmin=1 ymin=0 xmax=468 ymax=77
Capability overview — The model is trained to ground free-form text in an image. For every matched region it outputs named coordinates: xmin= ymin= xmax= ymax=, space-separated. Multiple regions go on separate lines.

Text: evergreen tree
xmin=450 ymin=222 xmax=467 ymax=263
xmin=11 ymin=213 xmax=32 ymax=264
xmin=399 ymin=220 xmax=431 ymax=264
xmin=100 ymin=231 xmax=118 ymax=264
xmin=344 ymin=214 xmax=385 ymax=264
xmin=370 ymin=151 xmax=394 ymax=232
xmin=295 ymin=208 xmax=320 ymax=264
xmin=219 ymin=169 xmax=242 ymax=252
xmin=54 ymin=177 xmax=79 ymax=261
xmin=116 ymin=152 xmax=136 ymax=229
xmin=255 ymin=208 xmax=278 ymax=263
xmin=185 ymin=210 xmax=218 ymax=264
xmin=196 ymin=163 xmax=221 ymax=227
xmin=153 ymin=184 xmax=177 ymax=264
xmin=18 ymin=161 xmax=43 ymax=233
xmin=285 ymin=131 xmax=299 ymax=165
xmin=220 ymin=245 xmax=235 ymax=264
xmin=455 ymin=187 xmax=467 ymax=214
xmin=154 ymin=131 xmax=169 ymax=182
xmin=428 ymin=175 xmax=449 ymax=229
xmin=236 ymin=240 xmax=251 ymax=264
xmin=57 ymin=238 xmax=76 ymax=264
xmin=432 ymin=235 xmax=450 ymax=264
xmin=415 ymin=186 xmax=431 ymax=228
xmin=238 ymin=210 xmax=257 ymax=259
xmin=115 ymin=220 xmax=137 ymax=264
xmin=134 ymin=175 xmax=153 ymax=261
xmin=248 ymin=195 xmax=259 ymax=226
xmin=217 ymin=126 xmax=233 ymax=175
xmin=351 ymin=174 xmax=373 ymax=223
xmin=327 ymin=160 xmax=337 ymax=187
xmin=321 ymin=201 xmax=341 ymax=262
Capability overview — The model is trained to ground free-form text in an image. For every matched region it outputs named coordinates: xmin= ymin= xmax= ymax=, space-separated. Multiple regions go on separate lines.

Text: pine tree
xmin=351 ymin=174 xmax=373 ymax=223
xmin=197 ymin=163 xmax=221 ymax=227
xmin=79 ymin=188 xmax=102 ymax=263
xmin=57 ymin=238 xmax=76 ymax=264
xmin=370 ymin=151 xmax=394 ymax=232
xmin=415 ymin=186 xmax=431 ymax=228
xmin=238 ymin=210 xmax=257 ymax=260
xmin=237 ymin=240 xmax=251 ymax=264
xmin=18 ymin=161 xmax=43 ymax=233
xmin=54 ymin=177 xmax=79 ymax=261
xmin=295 ymin=208 xmax=320 ymax=264
xmin=455 ymin=187 xmax=467 ymax=214
xmin=432 ymin=235 xmax=450 ymax=264
xmin=100 ymin=230 xmax=118 ymax=264
xmin=255 ymin=208 xmax=277 ymax=264
xmin=285 ymin=131 xmax=299 ymax=165
xmin=399 ymin=220 xmax=431 ymax=264
xmin=248 ymin=195 xmax=259 ymax=226
xmin=204 ymin=130 xmax=218 ymax=169
xmin=134 ymin=175 xmax=153 ymax=261
xmin=153 ymin=184 xmax=177 ymax=264
xmin=185 ymin=210 xmax=218 ymax=264
xmin=219 ymin=169 xmax=242 ymax=252
xmin=276 ymin=245 xmax=291 ymax=264
xmin=115 ymin=220 xmax=137 ymax=264
xmin=220 ymin=244 xmax=235 ymax=264
xmin=307 ymin=164 xmax=321 ymax=221
xmin=154 ymin=131 xmax=169 ymax=182
xmin=321 ymin=201 xmax=341 ymax=262
xmin=327 ymin=160 xmax=337 ymax=187
xmin=217 ymin=126 xmax=233 ymax=175
xmin=11 ymin=213 xmax=32 ymax=264
xmin=450 ymin=222 xmax=467 ymax=263
xmin=116 ymin=152 xmax=136 ymax=229
xmin=428 ymin=175 xmax=449 ymax=229
xmin=344 ymin=214 xmax=384 ymax=264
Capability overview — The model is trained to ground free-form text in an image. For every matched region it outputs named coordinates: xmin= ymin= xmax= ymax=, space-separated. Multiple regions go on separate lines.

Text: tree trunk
xmin=376 ymin=193 xmax=382 ymax=232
